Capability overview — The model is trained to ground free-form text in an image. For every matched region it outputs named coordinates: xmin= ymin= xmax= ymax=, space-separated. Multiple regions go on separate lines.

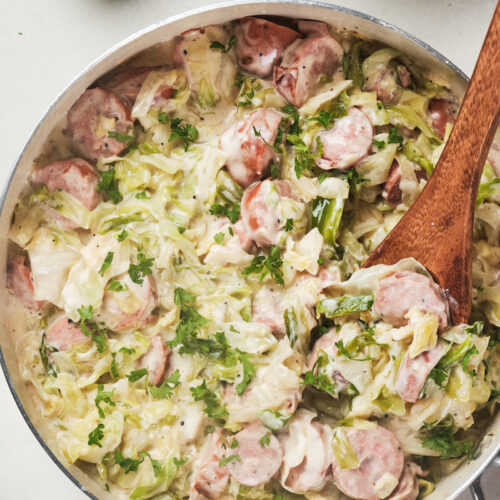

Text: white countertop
xmin=0 ymin=0 xmax=497 ymax=498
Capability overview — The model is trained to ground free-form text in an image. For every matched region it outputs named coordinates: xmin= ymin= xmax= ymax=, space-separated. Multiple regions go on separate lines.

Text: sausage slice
xmin=373 ymin=271 xmax=449 ymax=331
xmin=316 ymin=107 xmax=373 ymax=170
xmin=234 ymin=17 xmax=300 ymax=77
xmin=428 ymin=99 xmax=454 ymax=140
xmin=388 ymin=462 xmax=425 ymax=500
xmin=273 ymin=22 xmax=343 ymax=107
xmin=396 ymin=343 xmax=444 ymax=403
xmin=66 ymin=88 xmax=134 ymax=161
xmin=137 ymin=335 xmax=171 ymax=386
xmin=220 ymin=108 xmax=282 ymax=188
xmin=332 ymin=426 xmax=404 ymax=500
xmin=100 ymin=273 xmax=157 ymax=332
xmin=33 ymin=158 xmax=100 ymax=210
xmin=46 ymin=316 xmax=89 ymax=352
xmin=7 ymin=256 xmax=44 ymax=311
xmin=226 ymin=424 xmax=283 ymax=487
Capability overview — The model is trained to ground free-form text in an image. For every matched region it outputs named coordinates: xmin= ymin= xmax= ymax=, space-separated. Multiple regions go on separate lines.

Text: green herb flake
xmin=135 ymin=191 xmax=151 ymax=199
xmin=127 ymin=368 xmax=148 ymax=383
xmin=210 ymin=36 xmax=236 ymax=54
xmin=214 ymin=232 xmax=225 ymax=244
xmin=259 ymin=432 xmax=271 ymax=448
xmin=98 ymin=251 xmax=114 ymax=277
xmin=158 ymin=111 xmax=168 ymax=123
xmin=373 ymin=138 xmax=387 ymax=149
xmin=209 ymin=202 xmax=241 ymax=223
xmin=421 ymin=417 xmax=475 ymax=459
xmin=88 ymin=423 xmax=105 ymax=447
xmin=108 ymin=131 xmax=134 ymax=143
xmin=97 ymin=168 xmax=122 ymax=204
xmin=95 ymin=383 xmax=116 ymax=418
xmin=114 ymin=450 xmax=143 ymax=474
xmin=107 ymin=278 xmax=128 ymax=292
xmin=242 ymin=245 xmax=284 ymax=285
xmin=388 ymin=127 xmax=403 ymax=145
xmin=190 ymin=380 xmax=228 ymax=424
xmin=149 ymin=369 xmax=181 ymax=399
xmin=117 ymin=229 xmax=128 ymax=241
xmin=218 ymin=454 xmax=241 ymax=467
xmin=128 ymin=247 xmax=154 ymax=284
xmin=169 ymin=118 xmax=199 ymax=151
xmin=285 ymin=218 xmax=293 ymax=232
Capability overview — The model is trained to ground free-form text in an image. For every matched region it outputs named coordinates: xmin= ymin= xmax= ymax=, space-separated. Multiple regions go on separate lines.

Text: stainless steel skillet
xmin=0 ymin=1 xmax=498 ymax=498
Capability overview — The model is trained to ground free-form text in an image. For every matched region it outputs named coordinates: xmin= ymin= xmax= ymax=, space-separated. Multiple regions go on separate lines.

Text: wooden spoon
xmin=363 ymin=2 xmax=500 ymax=324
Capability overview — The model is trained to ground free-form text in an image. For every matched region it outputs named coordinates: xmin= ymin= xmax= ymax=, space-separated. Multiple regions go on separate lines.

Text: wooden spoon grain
xmin=363 ymin=2 xmax=500 ymax=324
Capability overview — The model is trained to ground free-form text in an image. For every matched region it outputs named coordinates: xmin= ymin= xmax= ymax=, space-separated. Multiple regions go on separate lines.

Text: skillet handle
xmin=470 ymin=479 xmax=485 ymax=500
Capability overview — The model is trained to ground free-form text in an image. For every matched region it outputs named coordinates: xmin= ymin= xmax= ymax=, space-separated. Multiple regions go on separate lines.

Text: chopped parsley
xmin=388 ymin=126 xmax=403 ymax=145
xmin=281 ymin=105 xmax=300 ymax=135
xmin=190 ymin=380 xmax=228 ymax=425
xmin=128 ymin=247 xmax=154 ymax=284
xmin=233 ymin=72 xmax=245 ymax=88
xmin=77 ymin=305 xmax=108 ymax=353
xmin=114 ymin=451 xmax=143 ymax=474
xmin=303 ymin=353 xmax=338 ymax=397
xmin=209 ymin=202 xmax=240 ymax=223
xmin=286 ymin=134 xmax=322 ymax=179
xmin=253 ymin=126 xmax=281 ymax=153
xmin=259 ymin=432 xmax=271 ymax=448
xmin=119 ymin=347 xmax=136 ymax=355
xmin=218 ymin=454 xmax=241 ymax=467
xmin=428 ymin=367 xmax=448 ymax=387
xmin=169 ymin=118 xmax=199 ymax=151
xmin=106 ymin=278 xmax=128 ymax=292
xmin=88 ymin=423 xmax=105 ymax=447
xmin=285 ymin=218 xmax=293 ymax=232
xmin=210 ymin=36 xmax=236 ymax=54
xmin=310 ymin=109 xmax=335 ymax=128
xmin=117 ymin=229 xmax=128 ymax=241
xmin=108 ymin=131 xmax=134 ymax=143
xmin=98 ymin=251 xmax=114 ymax=277
xmin=127 ymin=368 xmax=148 ymax=383
xmin=158 ymin=111 xmax=168 ymax=123
xmin=97 ymin=168 xmax=122 ymax=204
xmin=335 ymin=339 xmax=373 ymax=361
xmin=421 ymin=417 xmax=475 ymax=459
xmin=95 ymin=383 xmax=116 ymax=418
xmin=242 ymin=245 xmax=284 ymax=285
xmin=149 ymin=369 xmax=181 ymax=399
xmin=373 ymin=138 xmax=386 ymax=149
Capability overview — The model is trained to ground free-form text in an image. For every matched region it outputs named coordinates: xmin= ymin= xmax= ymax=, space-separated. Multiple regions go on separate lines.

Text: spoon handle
xmin=364 ymin=2 xmax=500 ymax=324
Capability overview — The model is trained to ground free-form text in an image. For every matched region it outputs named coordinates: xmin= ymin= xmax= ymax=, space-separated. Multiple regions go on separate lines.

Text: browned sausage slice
xmin=388 ymin=462 xmax=425 ymax=500
xmin=33 ymin=158 xmax=100 ymax=210
xmin=316 ymin=108 xmax=373 ymax=170
xmin=225 ymin=424 xmax=283 ymax=487
xmin=273 ymin=23 xmax=343 ymax=107
xmin=428 ymin=99 xmax=454 ymax=140
xmin=240 ymin=179 xmax=295 ymax=247
xmin=189 ymin=430 xmax=229 ymax=500
xmin=66 ymin=88 xmax=134 ymax=161
xmin=46 ymin=316 xmax=89 ymax=352
xmin=396 ymin=343 xmax=444 ymax=403
xmin=104 ymin=67 xmax=174 ymax=106
xmin=7 ymin=256 xmax=44 ymax=311
xmin=234 ymin=17 xmax=300 ymax=77
xmin=373 ymin=271 xmax=449 ymax=331
xmin=220 ymin=108 xmax=282 ymax=188
xmin=137 ymin=335 xmax=171 ymax=386
xmin=100 ymin=273 xmax=157 ymax=332
xmin=382 ymin=160 xmax=427 ymax=207
xmin=332 ymin=426 xmax=404 ymax=500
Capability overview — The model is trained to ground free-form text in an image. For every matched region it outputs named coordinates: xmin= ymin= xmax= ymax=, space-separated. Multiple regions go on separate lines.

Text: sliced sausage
xmin=332 ymin=426 xmax=404 ymax=500
xmin=388 ymin=462 xmax=425 ymax=500
xmin=46 ymin=316 xmax=89 ymax=352
xmin=7 ymin=256 xmax=44 ymax=311
xmin=234 ymin=17 xmax=300 ymax=77
xmin=279 ymin=411 xmax=332 ymax=493
xmin=232 ymin=220 xmax=253 ymax=253
xmin=240 ymin=179 xmax=294 ymax=247
xmin=373 ymin=271 xmax=449 ymax=331
xmin=225 ymin=424 xmax=283 ymax=487
xmin=397 ymin=66 xmax=411 ymax=88
xmin=273 ymin=24 xmax=343 ymax=107
xmin=220 ymin=108 xmax=282 ymax=188
xmin=396 ymin=343 xmax=444 ymax=403
xmin=100 ymin=273 xmax=157 ymax=332
xmin=382 ymin=160 xmax=427 ymax=207
xmin=32 ymin=158 xmax=100 ymax=210
xmin=307 ymin=331 xmax=349 ymax=393
xmin=252 ymin=286 xmax=286 ymax=336
xmin=428 ymin=99 xmax=454 ymax=140
xmin=189 ymin=430 xmax=229 ymax=500
xmin=66 ymin=88 xmax=134 ymax=161
xmin=137 ymin=335 xmax=171 ymax=386
xmin=103 ymin=66 xmax=174 ymax=106
xmin=316 ymin=107 xmax=373 ymax=170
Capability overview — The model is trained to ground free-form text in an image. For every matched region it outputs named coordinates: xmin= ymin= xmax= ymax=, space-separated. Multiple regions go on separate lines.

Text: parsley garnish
xmin=214 ymin=232 xmax=225 ymax=244
xmin=190 ymin=380 xmax=228 ymax=425
xmin=99 ymin=252 xmax=114 ymax=277
xmin=303 ymin=353 xmax=338 ymax=396
xmin=285 ymin=218 xmax=293 ymax=232
xmin=421 ymin=417 xmax=475 ymax=459
xmin=158 ymin=111 xmax=168 ymax=123
xmin=88 ymin=423 xmax=105 ymax=447
xmin=210 ymin=36 xmax=236 ymax=54
xmin=286 ymin=134 xmax=322 ymax=179
xmin=127 ymin=368 xmax=148 ymax=383
xmin=209 ymin=202 xmax=240 ymax=223
xmin=388 ymin=127 xmax=403 ymax=145
xmin=218 ymin=454 xmax=241 ymax=467
xmin=95 ymin=383 xmax=116 ymax=418
xmin=107 ymin=278 xmax=128 ymax=292
xmin=373 ymin=138 xmax=386 ymax=149
xmin=242 ymin=245 xmax=284 ymax=285
xmin=233 ymin=72 xmax=245 ymax=88
xmin=149 ymin=369 xmax=181 ymax=399
xmin=428 ymin=367 xmax=448 ymax=387
xmin=119 ymin=347 xmax=136 ymax=355
xmin=110 ymin=352 xmax=119 ymax=378
xmin=77 ymin=305 xmax=108 ymax=353
xmin=117 ymin=229 xmax=128 ymax=241
xmin=128 ymin=247 xmax=154 ymax=284
xmin=114 ymin=451 xmax=143 ymax=474
xmin=108 ymin=131 xmax=134 ymax=143
xmin=310 ymin=109 xmax=335 ymax=128
xmin=259 ymin=432 xmax=271 ymax=448
xmin=253 ymin=126 xmax=281 ymax=153
xmin=97 ymin=168 xmax=122 ymax=204
xmin=169 ymin=118 xmax=199 ymax=151
xmin=281 ymin=105 xmax=300 ymax=135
